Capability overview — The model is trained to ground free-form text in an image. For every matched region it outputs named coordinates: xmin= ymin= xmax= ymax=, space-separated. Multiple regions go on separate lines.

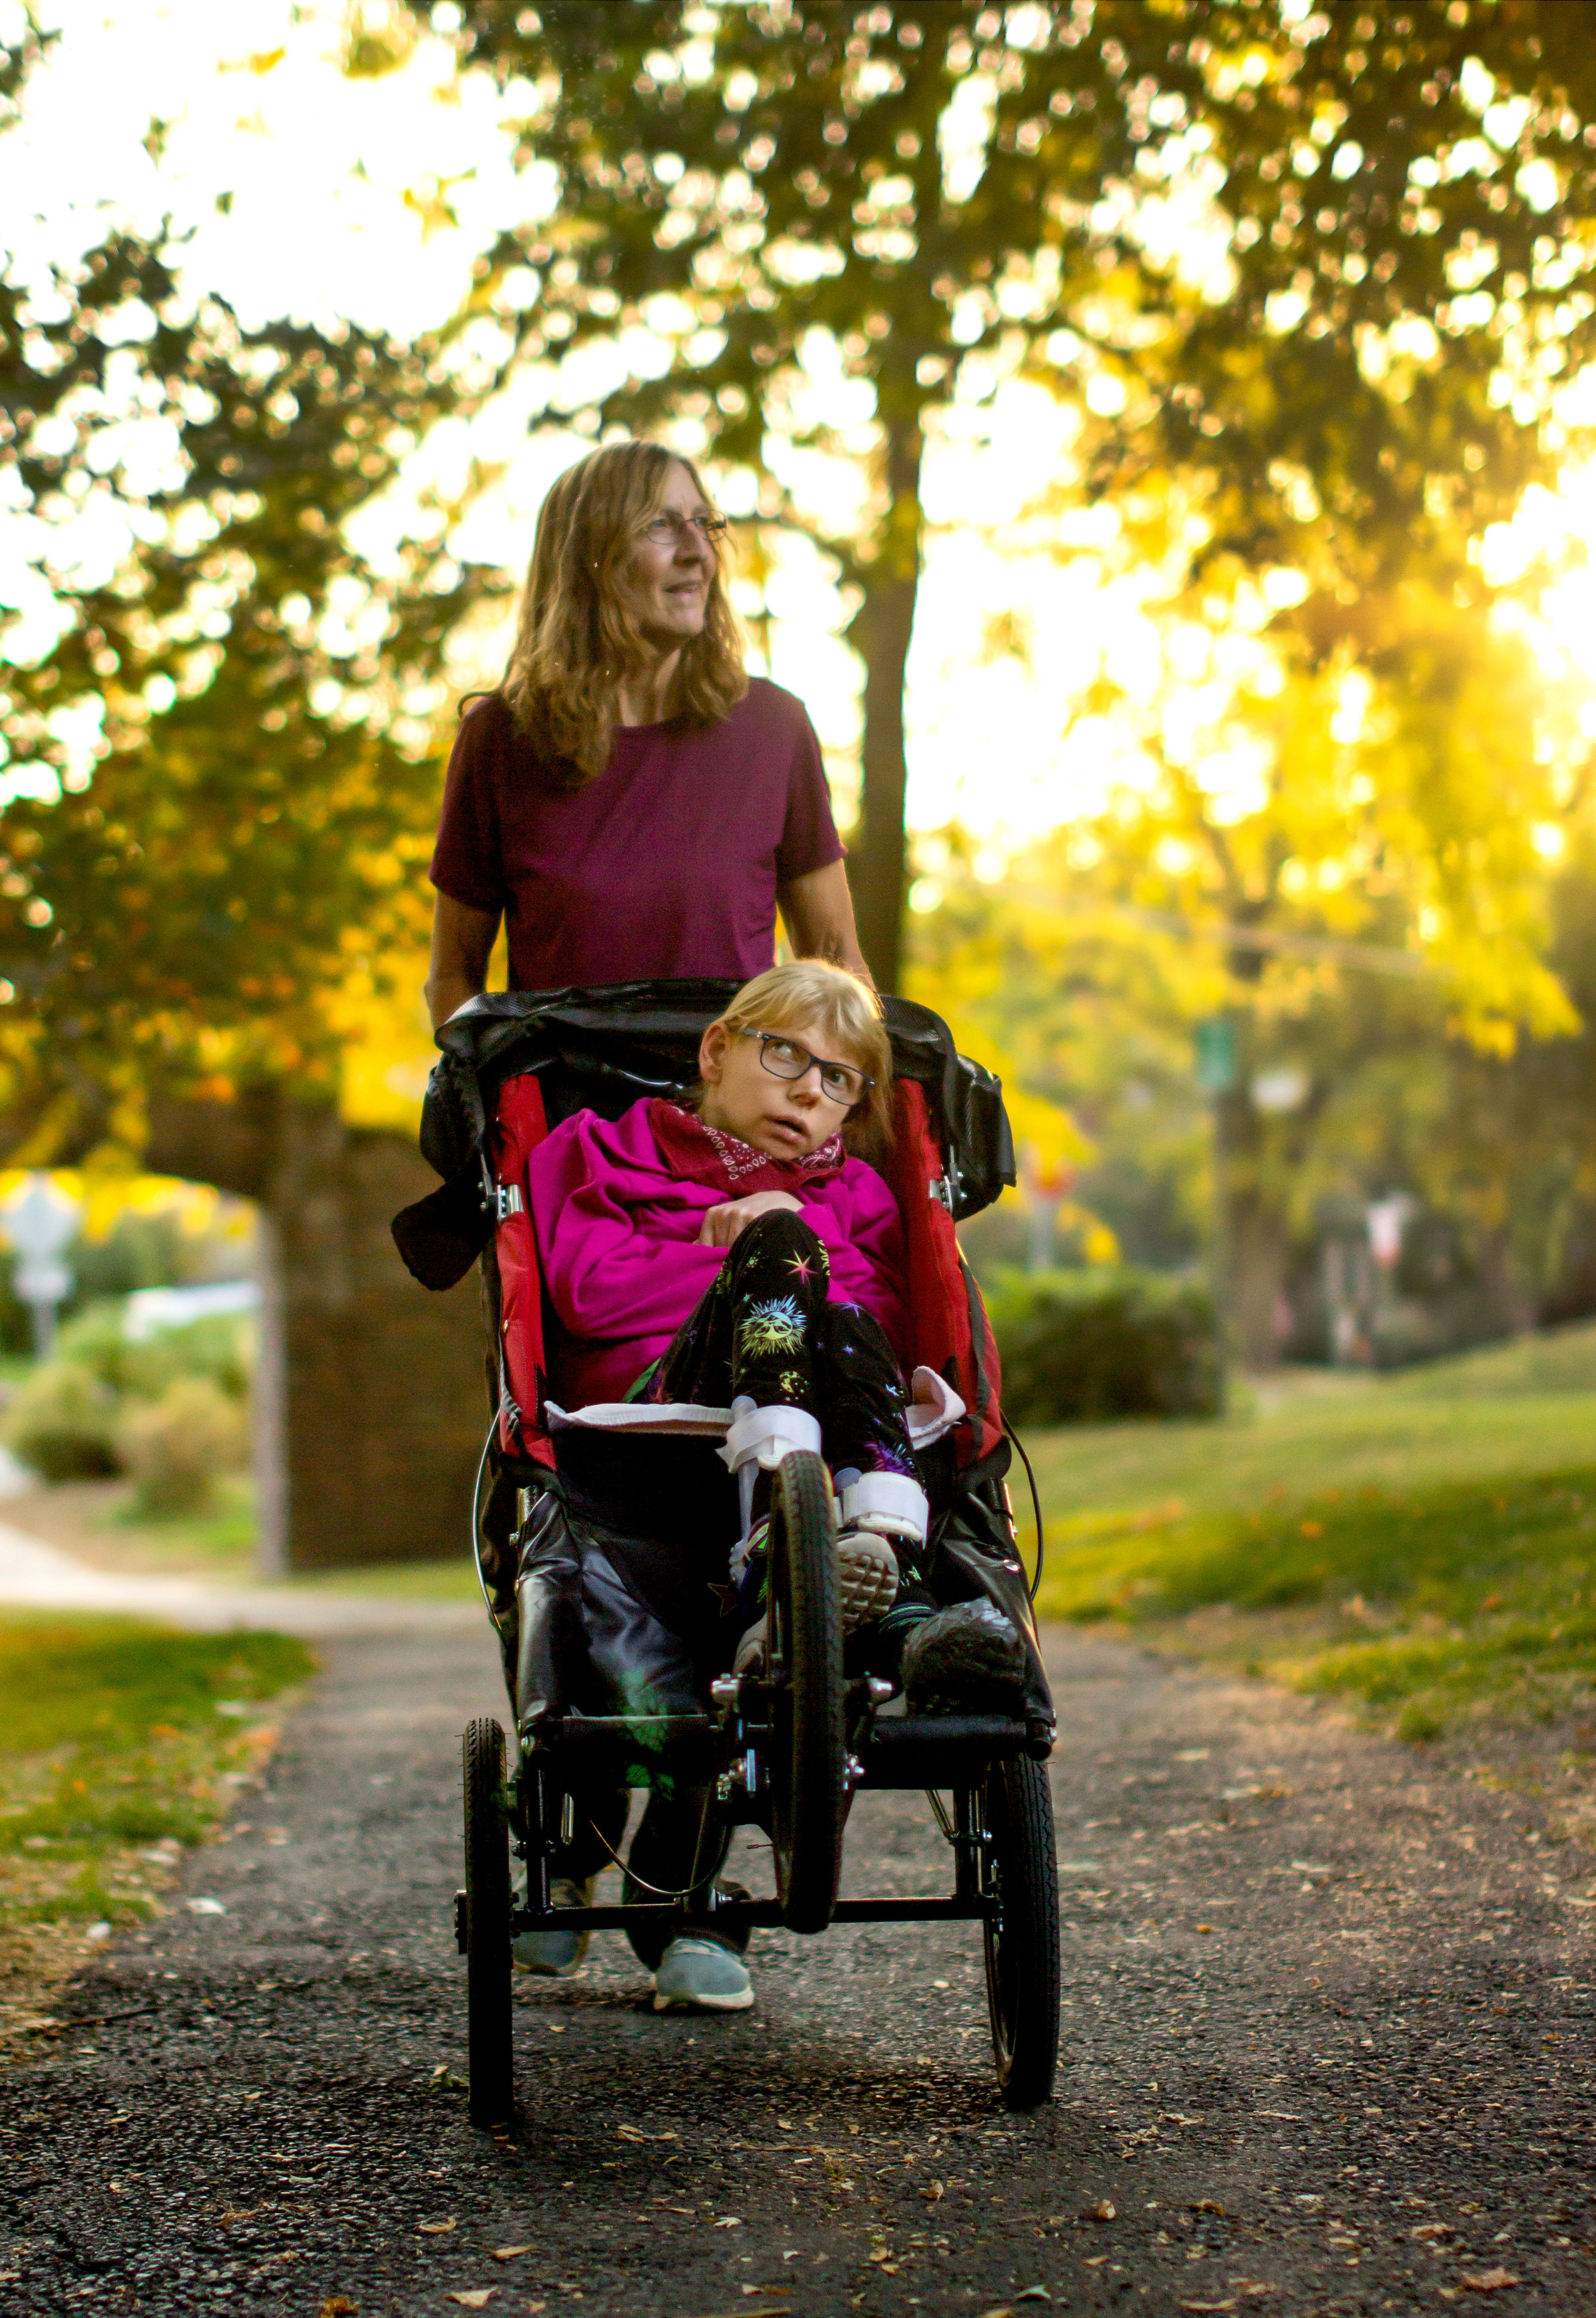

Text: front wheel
xmin=766 ymin=1448 xmax=845 ymax=1934
xmin=462 ymin=1717 xmax=513 ymax=2126
xmin=980 ymin=1757 xmax=1061 ymax=2110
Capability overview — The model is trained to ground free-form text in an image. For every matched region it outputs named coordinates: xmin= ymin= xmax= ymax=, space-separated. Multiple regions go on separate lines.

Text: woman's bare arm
xmin=777 ymin=857 xmax=872 ymax=984
xmin=425 ymin=891 xmax=500 ymax=1030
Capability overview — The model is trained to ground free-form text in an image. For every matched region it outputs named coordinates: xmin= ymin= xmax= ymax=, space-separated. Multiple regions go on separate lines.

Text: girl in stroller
xmin=519 ymin=960 xmax=1024 ymax=2008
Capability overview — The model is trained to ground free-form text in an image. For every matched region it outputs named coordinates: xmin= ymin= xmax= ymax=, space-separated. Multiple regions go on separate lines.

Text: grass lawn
xmin=0 ymin=1616 xmax=312 ymax=2042
xmin=1026 ymin=1323 xmax=1596 ymax=1742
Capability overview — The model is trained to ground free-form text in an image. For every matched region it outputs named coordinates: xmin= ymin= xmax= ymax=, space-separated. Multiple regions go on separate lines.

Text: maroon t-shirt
xmin=429 ymin=680 xmax=844 ymax=989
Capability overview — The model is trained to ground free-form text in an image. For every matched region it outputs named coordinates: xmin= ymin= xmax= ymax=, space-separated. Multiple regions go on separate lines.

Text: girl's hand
xmin=697 ymin=1189 xmax=804 ymax=1247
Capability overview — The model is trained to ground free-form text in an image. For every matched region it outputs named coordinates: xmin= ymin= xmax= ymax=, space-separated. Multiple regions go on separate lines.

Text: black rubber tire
xmin=462 ymin=1717 xmax=514 ymax=2127
xmin=766 ymin=1448 xmax=845 ymax=1934
xmin=980 ymin=1756 xmax=1061 ymax=2110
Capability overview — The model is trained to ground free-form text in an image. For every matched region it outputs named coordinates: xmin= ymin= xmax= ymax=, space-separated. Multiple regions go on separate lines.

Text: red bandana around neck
xmin=648 ymin=1098 xmax=845 ymax=1197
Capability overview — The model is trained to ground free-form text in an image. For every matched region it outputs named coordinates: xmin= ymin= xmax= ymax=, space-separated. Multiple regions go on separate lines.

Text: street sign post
xmin=3 ymin=1175 xmax=81 ymax=1356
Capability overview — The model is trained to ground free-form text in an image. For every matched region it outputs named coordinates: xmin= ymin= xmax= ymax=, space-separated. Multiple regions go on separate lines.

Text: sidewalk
xmin=0 ymin=1515 xmax=482 ymax=1636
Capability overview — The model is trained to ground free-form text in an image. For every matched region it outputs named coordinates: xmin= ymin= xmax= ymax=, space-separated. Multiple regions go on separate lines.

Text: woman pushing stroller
xmin=514 ymin=959 xmax=1027 ymax=2011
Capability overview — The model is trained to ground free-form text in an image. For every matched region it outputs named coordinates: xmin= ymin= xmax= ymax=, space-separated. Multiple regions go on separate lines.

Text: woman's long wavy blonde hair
xmin=496 ymin=439 xmax=747 ymax=785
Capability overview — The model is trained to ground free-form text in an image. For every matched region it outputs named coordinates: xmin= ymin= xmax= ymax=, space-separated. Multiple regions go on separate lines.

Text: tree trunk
xmin=1211 ymin=1079 xmax=1291 ymax=1370
xmin=144 ymin=1089 xmax=485 ymax=1574
xmin=847 ymin=411 xmax=924 ymax=993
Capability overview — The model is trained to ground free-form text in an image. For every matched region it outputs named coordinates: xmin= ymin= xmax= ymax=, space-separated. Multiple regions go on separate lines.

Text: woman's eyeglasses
xmin=742 ymin=1029 xmax=874 ymax=1108
xmin=639 ymin=511 xmax=729 ymax=548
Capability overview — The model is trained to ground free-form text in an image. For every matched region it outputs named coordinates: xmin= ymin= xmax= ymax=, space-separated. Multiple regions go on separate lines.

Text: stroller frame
xmin=395 ymin=980 xmax=1061 ymax=2123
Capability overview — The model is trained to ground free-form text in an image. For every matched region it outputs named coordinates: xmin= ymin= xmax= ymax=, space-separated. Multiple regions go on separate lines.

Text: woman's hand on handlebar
xmin=697 ymin=1190 xmax=804 ymax=1247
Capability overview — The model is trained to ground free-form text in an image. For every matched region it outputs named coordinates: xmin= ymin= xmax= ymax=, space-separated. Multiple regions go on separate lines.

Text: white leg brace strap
xmin=718 ymin=1401 xmax=823 ymax=1476
xmin=839 ymin=1471 xmax=929 ymax=1546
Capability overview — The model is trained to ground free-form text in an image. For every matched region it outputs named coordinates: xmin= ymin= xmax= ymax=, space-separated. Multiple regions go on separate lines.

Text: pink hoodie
xmin=525 ymin=1097 xmax=909 ymax=1407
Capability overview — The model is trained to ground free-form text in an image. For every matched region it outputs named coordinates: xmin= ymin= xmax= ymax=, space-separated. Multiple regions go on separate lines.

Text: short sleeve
xmin=774 ymin=700 xmax=845 ymax=884
xmin=429 ymin=699 xmax=509 ymax=916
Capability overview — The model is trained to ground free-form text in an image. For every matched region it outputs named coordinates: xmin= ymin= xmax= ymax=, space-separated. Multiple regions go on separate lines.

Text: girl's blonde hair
xmin=496 ymin=439 xmax=746 ymax=785
xmin=709 ymin=961 xmax=894 ymax=1153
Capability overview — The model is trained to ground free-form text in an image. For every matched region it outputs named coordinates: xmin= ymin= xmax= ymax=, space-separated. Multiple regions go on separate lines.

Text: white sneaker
xmin=652 ymin=1935 xmax=754 ymax=2012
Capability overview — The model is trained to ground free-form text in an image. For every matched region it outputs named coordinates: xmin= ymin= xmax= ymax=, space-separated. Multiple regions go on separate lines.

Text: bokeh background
xmin=3 ymin=2 xmax=1596 ymax=1753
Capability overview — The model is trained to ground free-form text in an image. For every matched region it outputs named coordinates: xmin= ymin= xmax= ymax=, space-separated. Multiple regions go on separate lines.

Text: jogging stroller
xmin=393 ymin=980 xmax=1060 ymax=2122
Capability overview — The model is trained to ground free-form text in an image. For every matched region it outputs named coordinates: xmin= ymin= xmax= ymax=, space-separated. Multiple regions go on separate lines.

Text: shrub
xmin=985 ymin=1266 xmax=1225 ymax=1425
xmin=116 ymin=1378 xmax=249 ymax=1518
xmin=4 ymin=1362 xmax=122 ymax=1483
xmin=53 ymin=1303 xmax=254 ymax=1404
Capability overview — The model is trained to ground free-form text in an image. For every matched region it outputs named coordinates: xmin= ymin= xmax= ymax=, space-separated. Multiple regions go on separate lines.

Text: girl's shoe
xmin=512 ymin=1875 xmax=592 ymax=1976
xmin=834 ymin=1525 xmax=900 ymax=1630
xmin=652 ymin=1934 xmax=755 ymax=2012
xmin=732 ymin=1512 xmax=899 ymax=1646
xmin=899 ymin=1600 xmax=1026 ymax=1714
xmin=731 ymin=1529 xmax=895 ymax=1661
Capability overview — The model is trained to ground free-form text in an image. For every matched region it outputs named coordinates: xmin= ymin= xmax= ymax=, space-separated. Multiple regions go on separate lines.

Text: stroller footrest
xmin=857 ymin=1714 xmax=1029 ymax=1787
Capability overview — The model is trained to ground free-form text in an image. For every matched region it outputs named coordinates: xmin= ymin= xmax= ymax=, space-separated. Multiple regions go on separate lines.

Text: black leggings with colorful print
xmin=645 ymin=1209 xmax=919 ymax=1487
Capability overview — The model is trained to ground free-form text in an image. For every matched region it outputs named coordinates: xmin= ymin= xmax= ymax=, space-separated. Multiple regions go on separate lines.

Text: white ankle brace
xmin=718 ymin=1400 xmax=823 ymax=1476
xmin=838 ymin=1471 xmax=929 ymax=1546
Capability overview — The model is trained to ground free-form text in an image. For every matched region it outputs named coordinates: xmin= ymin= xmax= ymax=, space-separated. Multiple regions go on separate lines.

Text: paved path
xmin=2 ymin=1621 xmax=1593 ymax=2316
xmin=0 ymin=1518 xmax=480 ymax=1635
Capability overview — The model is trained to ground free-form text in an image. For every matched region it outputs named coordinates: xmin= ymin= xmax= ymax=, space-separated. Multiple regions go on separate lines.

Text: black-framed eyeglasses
xmin=639 ymin=511 xmax=729 ymax=547
xmin=741 ymin=1028 xmax=874 ymax=1108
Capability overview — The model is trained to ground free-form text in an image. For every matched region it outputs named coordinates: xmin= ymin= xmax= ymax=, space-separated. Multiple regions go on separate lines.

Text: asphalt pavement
xmin=2 ymin=1616 xmax=1592 ymax=2316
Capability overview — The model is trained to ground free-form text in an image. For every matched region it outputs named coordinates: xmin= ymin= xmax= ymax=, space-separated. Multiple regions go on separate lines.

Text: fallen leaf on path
xmin=417 ymin=2218 xmax=457 ymax=2235
xmin=1461 ymin=2272 xmax=1521 ymax=2293
xmin=490 ymin=2247 xmax=533 ymax=2261
xmin=1254 ymin=2111 xmax=1302 ymax=2122
xmin=1016 ymin=2291 xmax=1053 ymax=2303
xmin=444 ymin=2296 xmax=497 ymax=2310
xmin=740 ymin=2289 xmax=791 ymax=2298
xmin=186 ymin=1898 xmax=226 ymax=1916
xmin=920 ymin=2180 xmax=945 ymax=2201
xmin=1088 ymin=2199 xmax=1116 ymax=2222
xmin=712 ymin=2215 xmax=743 ymax=2228
xmin=617 ymin=2124 xmax=677 ymax=2143
xmin=867 ymin=2248 xmax=894 ymax=2264
xmin=976 ymin=2306 xmax=1012 ymax=2317
xmin=1192 ymin=2201 xmax=1229 ymax=2218
xmin=1162 ymin=2112 xmax=1204 ymax=2126
xmin=1084 ymin=2257 xmax=1108 ymax=2269
xmin=1412 ymin=2225 xmax=1452 ymax=2241
xmin=318 ymin=2302 xmax=356 ymax=2317
xmin=1179 ymin=2302 xmax=1236 ymax=2313
xmin=1229 ymin=2287 xmax=1273 ymax=2300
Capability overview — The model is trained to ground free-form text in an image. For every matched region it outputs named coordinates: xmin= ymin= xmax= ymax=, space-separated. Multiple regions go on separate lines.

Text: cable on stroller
xmin=580 ymin=1803 xmax=721 ymax=1902
xmin=1002 ymin=1414 xmax=1045 ymax=1604
xmin=470 ymin=1416 xmax=502 ymax=1632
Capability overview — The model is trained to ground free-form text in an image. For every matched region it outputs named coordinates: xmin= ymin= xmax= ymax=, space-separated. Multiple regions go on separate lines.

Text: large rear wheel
xmin=766 ymin=1448 xmax=845 ymax=1934
xmin=462 ymin=1717 xmax=513 ymax=2126
xmin=980 ymin=1756 xmax=1061 ymax=2110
